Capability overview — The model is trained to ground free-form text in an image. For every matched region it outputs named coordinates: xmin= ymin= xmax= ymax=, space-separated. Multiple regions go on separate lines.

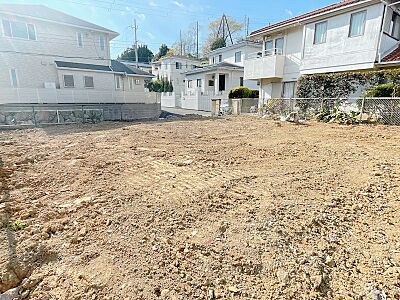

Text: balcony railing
xmin=244 ymin=50 xmax=285 ymax=80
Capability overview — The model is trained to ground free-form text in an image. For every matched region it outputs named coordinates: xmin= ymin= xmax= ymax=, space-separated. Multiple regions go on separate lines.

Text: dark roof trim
xmin=55 ymin=60 xmax=154 ymax=77
xmin=111 ymin=60 xmax=154 ymax=77
xmin=55 ymin=61 xmax=112 ymax=72
xmin=185 ymin=62 xmax=243 ymax=75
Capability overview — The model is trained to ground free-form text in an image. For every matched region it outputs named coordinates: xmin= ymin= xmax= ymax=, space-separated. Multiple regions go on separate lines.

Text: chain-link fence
xmin=258 ymin=98 xmax=400 ymax=125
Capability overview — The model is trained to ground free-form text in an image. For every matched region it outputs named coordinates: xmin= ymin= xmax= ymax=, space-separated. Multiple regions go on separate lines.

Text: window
xmin=77 ymin=32 xmax=83 ymax=47
xmin=99 ymin=36 xmax=105 ymax=51
xmin=9 ymin=69 xmax=18 ymax=88
xmin=135 ymin=79 xmax=141 ymax=85
xmin=275 ymin=38 xmax=284 ymax=55
xmin=63 ymin=75 xmax=74 ymax=88
xmin=391 ymin=13 xmax=400 ymax=40
xmin=84 ymin=76 xmax=94 ymax=88
xmin=235 ymin=51 xmax=242 ymax=63
xmin=176 ymin=62 xmax=182 ymax=69
xmin=218 ymin=54 xmax=222 ymax=63
xmin=187 ymin=80 xmax=193 ymax=88
xmin=314 ymin=21 xmax=327 ymax=44
xmin=349 ymin=10 xmax=367 ymax=37
xmin=115 ymin=76 xmax=121 ymax=89
xmin=2 ymin=20 xmax=36 ymax=40
xmin=282 ymin=82 xmax=297 ymax=99
xmin=265 ymin=40 xmax=274 ymax=56
xmin=196 ymin=79 xmax=202 ymax=88
xmin=240 ymin=77 xmax=244 ymax=86
xmin=208 ymin=80 xmax=214 ymax=87
xmin=212 ymin=57 xmax=215 ymax=64
xmin=27 ymin=24 xmax=36 ymax=40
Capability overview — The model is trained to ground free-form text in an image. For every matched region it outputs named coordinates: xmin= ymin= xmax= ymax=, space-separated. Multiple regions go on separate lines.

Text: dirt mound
xmin=0 ymin=117 xmax=399 ymax=299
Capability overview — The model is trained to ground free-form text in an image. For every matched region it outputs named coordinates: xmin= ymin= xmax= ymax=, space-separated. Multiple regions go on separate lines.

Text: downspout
xmin=377 ymin=2 xmax=388 ymax=63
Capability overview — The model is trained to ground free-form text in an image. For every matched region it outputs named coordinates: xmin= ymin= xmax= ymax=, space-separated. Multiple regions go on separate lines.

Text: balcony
xmin=244 ymin=50 xmax=285 ymax=80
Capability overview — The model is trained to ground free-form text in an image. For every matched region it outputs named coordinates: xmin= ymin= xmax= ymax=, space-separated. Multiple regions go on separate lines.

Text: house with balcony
xmin=181 ymin=41 xmax=262 ymax=111
xmin=245 ymin=0 xmax=400 ymax=103
xmin=0 ymin=3 xmax=158 ymax=113
xmin=152 ymin=55 xmax=203 ymax=108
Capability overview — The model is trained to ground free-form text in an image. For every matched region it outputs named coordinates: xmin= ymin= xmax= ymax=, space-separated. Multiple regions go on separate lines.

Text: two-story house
xmin=244 ymin=0 xmax=400 ymax=103
xmin=180 ymin=41 xmax=262 ymax=111
xmin=0 ymin=3 xmax=155 ymax=105
xmin=152 ymin=55 xmax=203 ymax=108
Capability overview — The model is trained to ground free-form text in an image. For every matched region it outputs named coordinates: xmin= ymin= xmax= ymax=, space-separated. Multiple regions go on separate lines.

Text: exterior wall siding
xmin=301 ymin=3 xmax=384 ymax=74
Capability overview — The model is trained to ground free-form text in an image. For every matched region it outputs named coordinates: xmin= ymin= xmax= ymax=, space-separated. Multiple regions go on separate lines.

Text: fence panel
xmin=259 ymin=97 xmax=400 ymax=125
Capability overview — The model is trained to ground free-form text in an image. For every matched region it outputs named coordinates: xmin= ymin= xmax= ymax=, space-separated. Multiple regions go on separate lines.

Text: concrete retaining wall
xmin=0 ymin=103 xmax=161 ymax=127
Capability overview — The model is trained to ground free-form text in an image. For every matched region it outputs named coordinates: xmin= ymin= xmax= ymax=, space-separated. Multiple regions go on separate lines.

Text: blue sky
xmin=4 ymin=0 xmax=338 ymax=58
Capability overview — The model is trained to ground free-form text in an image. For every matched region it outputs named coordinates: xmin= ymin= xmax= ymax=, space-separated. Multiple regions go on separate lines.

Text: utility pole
xmin=133 ymin=19 xmax=139 ymax=68
xmin=196 ymin=21 xmax=199 ymax=59
xmin=180 ymin=30 xmax=183 ymax=55
xmin=246 ymin=16 xmax=250 ymax=37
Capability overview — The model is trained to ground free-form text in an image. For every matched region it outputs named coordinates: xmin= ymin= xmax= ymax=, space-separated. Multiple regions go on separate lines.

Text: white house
xmin=152 ymin=55 xmax=203 ymax=108
xmin=244 ymin=0 xmax=400 ymax=102
xmin=177 ymin=41 xmax=262 ymax=111
xmin=0 ymin=3 xmax=157 ymax=107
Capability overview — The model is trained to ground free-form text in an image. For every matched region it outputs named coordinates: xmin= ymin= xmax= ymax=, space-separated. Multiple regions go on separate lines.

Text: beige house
xmin=0 ymin=3 xmax=156 ymax=104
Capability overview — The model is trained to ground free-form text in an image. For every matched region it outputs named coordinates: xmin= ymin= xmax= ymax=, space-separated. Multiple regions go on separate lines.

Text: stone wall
xmin=0 ymin=103 xmax=161 ymax=127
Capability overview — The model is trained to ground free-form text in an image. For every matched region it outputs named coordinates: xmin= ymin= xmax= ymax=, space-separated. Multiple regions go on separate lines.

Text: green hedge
xmin=296 ymin=68 xmax=400 ymax=98
xmin=229 ymin=86 xmax=259 ymax=99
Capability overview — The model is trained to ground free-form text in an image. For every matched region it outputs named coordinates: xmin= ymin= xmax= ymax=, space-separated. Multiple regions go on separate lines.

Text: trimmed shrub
xmin=229 ymin=86 xmax=259 ymax=99
xmin=250 ymin=90 xmax=259 ymax=99
xmin=365 ymin=83 xmax=394 ymax=97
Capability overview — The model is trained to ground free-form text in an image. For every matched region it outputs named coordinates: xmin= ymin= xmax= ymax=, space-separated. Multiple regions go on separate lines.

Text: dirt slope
xmin=0 ymin=116 xmax=400 ymax=299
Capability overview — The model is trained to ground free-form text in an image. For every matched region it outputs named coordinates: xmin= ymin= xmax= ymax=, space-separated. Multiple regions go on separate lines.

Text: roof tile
xmin=383 ymin=46 xmax=400 ymax=62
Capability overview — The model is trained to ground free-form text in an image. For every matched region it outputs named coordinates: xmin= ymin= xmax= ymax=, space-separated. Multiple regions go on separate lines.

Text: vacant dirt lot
xmin=1 ymin=116 xmax=400 ymax=300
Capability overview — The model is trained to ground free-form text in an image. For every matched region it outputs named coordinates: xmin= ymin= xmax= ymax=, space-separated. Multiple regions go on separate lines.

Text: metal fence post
xmin=81 ymin=105 xmax=85 ymax=123
xmin=360 ymin=97 xmax=365 ymax=123
xmin=32 ymin=106 xmax=37 ymax=127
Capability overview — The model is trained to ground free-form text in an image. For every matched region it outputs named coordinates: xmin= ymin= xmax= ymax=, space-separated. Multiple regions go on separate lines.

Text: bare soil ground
xmin=1 ymin=116 xmax=400 ymax=300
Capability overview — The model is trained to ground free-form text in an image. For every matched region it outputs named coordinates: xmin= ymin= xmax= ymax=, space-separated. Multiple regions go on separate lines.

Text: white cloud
xmin=149 ymin=0 xmax=157 ymax=7
xmin=285 ymin=9 xmax=293 ymax=17
xmin=172 ymin=1 xmax=185 ymax=8
xmin=137 ymin=13 xmax=146 ymax=21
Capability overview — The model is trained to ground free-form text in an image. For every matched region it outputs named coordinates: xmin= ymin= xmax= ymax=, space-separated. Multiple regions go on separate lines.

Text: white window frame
xmin=314 ymin=21 xmax=328 ymax=44
xmin=9 ymin=68 xmax=18 ymax=88
xmin=115 ymin=75 xmax=122 ymax=90
xmin=196 ymin=79 xmax=202 ymax=88
xmin=83 ymin=76 xmax=94 ymax=89
xmin=2 ymin=19 xmax=36 ymax=40
xmin=349 ymin=10 xmax=367 ymax=38
xmin=274 ymin=37 xmax=284 ymax=55
xmin=135 ymin=79 xmax=141 ymax=85
xmin=77 ymin=32 xmax=84 ymax=48
xmin=235 ymin=51 xmax=242 ymax=63
xmin=99 ymin=36 xmax=105 ymax=51
xmin=218 ymin=54 xmax=222 ymax=63
xmin=63 ymin=74 xmax=75 ymax=88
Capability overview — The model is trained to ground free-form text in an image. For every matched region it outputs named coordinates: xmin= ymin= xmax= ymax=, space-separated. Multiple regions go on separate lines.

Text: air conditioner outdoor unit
xmin=44 ymin=82 xmax=56 ymax=89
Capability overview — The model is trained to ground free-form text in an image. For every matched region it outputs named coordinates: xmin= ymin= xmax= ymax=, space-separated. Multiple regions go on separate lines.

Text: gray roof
xmin=185 ymin=62 xmax=243 ymax=75
xmin=55 ymin=60 xmax=154 ymax=77
xmin=111 ymin=60 xmax=154 ymax=77
xmin=55 ymin=61 xmax=112 ymax=72
xmin=0 ymin=4 xmax=118 ymax=35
